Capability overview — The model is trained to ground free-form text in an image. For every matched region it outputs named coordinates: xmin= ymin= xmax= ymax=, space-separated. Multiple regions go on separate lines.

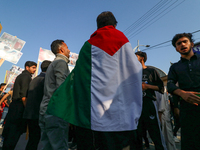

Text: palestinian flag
xmin=46 ymin=26 xmax=143 ymax=131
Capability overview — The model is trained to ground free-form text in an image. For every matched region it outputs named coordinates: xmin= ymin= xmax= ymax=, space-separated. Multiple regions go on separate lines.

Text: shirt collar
xmin=55 ymin=53 xmax=69 ymax=63
xmin=90 ymin=25 xmax=115 ymax=39
xmin=180 ymin=52 xmax=199 ymax=62
xmin=22 ymin=70 xmax=32 ymax=77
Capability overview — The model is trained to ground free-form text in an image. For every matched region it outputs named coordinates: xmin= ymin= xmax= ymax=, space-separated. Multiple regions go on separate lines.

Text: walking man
xmin=23 ymin=60 xmax=51 ymax=150
xmin=39 ymin=40 xmax=70 ymax=150
xmin=2 ymin=61 xmax=37 ymax=150
xmin=135 ymin=51 xmax=167 ymax=150
xmin=167 ymin=33 xmax=200 ymax=150
xmin=46 ymin=11 xmax=143 ymax=150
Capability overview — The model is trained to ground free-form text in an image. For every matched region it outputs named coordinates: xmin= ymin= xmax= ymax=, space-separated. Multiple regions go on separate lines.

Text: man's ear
xmin=25 ymin=66 xmax=29 ymax=70
xmin=58 ymin=46 xmax=64 ymax=53
xmin=191 ymin=42 xmax=194 ymax=48
xmin=141 ymin=57 xmax=145 ymax=62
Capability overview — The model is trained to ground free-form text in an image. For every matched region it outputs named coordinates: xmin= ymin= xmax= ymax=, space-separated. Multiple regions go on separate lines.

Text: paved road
xmin=0 ymin=127 xmax=181 ymax=150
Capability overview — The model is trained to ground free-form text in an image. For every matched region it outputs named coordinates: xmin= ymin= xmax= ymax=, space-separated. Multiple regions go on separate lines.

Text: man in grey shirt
xmin=39 ymin=39 xmax=70 ymax=150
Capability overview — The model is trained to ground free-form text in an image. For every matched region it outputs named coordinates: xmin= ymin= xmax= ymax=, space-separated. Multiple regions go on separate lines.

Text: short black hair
xmin=135 ymin=51 xmax=147 ymax=62
xmin=51 ymin=40 xmax=64 ymax=55
xmin=97 ymin=11 xmax=118 ymax=29
xmin=172 ymin=33 xmax=194 ymax=47
xmin=0 ymin=83 xmax=6 ymax=89
xmin=24 ymin=61 xmax=37 ymax=68
xmin=41 ymin=60 xmax=51 ymax=72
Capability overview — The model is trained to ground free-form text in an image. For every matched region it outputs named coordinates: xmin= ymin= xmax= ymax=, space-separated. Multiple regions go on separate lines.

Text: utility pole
xmin=133 ymin=40 xmax=150 ymax=52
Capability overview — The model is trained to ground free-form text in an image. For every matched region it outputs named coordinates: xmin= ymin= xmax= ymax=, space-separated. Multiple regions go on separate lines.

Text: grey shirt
xmin=40 ymin=54 xmax=70 ymax=115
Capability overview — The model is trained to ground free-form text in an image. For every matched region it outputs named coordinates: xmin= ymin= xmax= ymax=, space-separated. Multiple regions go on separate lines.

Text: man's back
xmin=23 ymin=72 xmax=45 ymax=120
xmin=46 ymin=11 xmax=143 ymax=150
xmin=12 ymin=70 xmax=32 ymax=100
xmin=142 ymin=67 xmax=163 ymax=101
xmin=47 ymin=25 xmax=143 ymax=131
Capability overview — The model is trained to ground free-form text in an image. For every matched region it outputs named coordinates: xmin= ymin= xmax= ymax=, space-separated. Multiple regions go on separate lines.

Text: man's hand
xmin=181 ymin=91 xmax=200 ymax=105
xmin=22 ymin=97 xmax=27 ymax=107
xmin=142 ymin=82 xmax=160 ymax=91
xmin=174 ymin=108 xmax=180 ymax=119
xmin=142 ymin=82 xmax=149 ymax=90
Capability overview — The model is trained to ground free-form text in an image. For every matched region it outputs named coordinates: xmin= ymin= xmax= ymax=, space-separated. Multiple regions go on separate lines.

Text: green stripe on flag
xmin=47 ymin=41 xmax=92 ymax=129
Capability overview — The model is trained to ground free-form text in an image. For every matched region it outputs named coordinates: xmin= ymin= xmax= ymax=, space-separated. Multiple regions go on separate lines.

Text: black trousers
xmin=2 ymin=122 xmax=23 ymax=150
xmin=25 ymin=119 xmax=41 ymax=150
xmin=180 ymin=102 xmax=200 ymax=150
xmin=2 ymin=100 xmax=26 ymax=150
xmin=137 ymin=99 xmax=166 ymax=150
xmin=76 ymin=126 xmax=138 ymax=150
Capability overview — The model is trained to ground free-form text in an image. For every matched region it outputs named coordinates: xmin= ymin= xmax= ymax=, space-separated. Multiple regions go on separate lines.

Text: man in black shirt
xmin=2 ymin=61 xmax=37 ymax=150
xmin=23 ymin=60 xmax=51 ymax=150
xmin=135 ymin=51 xmax=167 ymax=150
xmin=167 ymin=33 xmax=200 ymax=150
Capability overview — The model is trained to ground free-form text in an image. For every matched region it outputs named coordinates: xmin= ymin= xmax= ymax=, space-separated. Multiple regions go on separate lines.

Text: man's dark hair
xmin=0 ymin=83 xmax=6 ymax=89
xmin=51 ymin=40 xmax=64 ymax=55
xmin=172 ymin=33 xmax=194 ymax=47
xmin=135 ymin=51 xmax=147 ymax=62
xmin=25 ymin=61 xmax=37 ymax=68
xmin=41 ymin=60 xmax=51 ymax=72
xmin=97 ymin=11 xmax=118 ymax=29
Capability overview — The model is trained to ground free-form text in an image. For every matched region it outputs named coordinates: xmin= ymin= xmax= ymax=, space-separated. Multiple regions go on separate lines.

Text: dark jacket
xmin=23 ymin=72 xmax=45 ymax=120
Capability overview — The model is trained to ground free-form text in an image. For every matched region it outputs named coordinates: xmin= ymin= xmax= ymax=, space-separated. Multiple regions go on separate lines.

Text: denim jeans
xmin=39 ymin=114 xmax=69 ymax=150
xmin=0 ymin=107 xmax=8 ymax=125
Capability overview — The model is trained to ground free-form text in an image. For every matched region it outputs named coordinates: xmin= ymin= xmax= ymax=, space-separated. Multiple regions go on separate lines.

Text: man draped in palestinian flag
xmin=47 ymin=11 xmax=143 ymax=149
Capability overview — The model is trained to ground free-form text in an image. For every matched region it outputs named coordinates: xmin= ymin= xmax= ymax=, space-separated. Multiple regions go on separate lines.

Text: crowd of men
xmin=0 ymin=11 xmax=199 ymax=150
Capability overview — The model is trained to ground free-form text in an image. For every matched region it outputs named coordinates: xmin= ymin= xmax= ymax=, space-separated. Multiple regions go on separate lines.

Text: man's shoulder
xmin=170 ymin=61 xmax=181 ymax=69
xmin=51 ymin=59 xmax=68 ymax=71
xmin=146 ymin=67 xmax=157 ymax=73
xmin=46 ymin=59 xmax=69 ymax=76
xmin=195 ymin=53 xmax=200 ymax=60
xmin=146 ymin=67 xmax=155 ymax=71
xmin=89 ymin=27 xmax=128 ymax=43
xmin=88 ymin=26 xmax=129 ymax=56
xmin=32 ymin=73 xmax=45 ymax=82
xmin=16 ymin=71 xmax=31 ymax=81
xmin=52 ymin=58 xmax=68 ymax=66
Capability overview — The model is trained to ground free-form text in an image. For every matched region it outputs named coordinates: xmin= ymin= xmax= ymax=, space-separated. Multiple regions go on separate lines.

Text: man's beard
xmin=180 ymin=46 xmax=192 ymax=55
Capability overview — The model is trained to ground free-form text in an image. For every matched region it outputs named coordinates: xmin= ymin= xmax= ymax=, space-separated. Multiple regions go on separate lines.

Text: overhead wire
xmin=141 ymin=29 xmax=200 ymax=51
xmin=128 ymin=0 xmax=183 ymax=39
xmin=123 ymin=0 xmax=166 ymax=35
xmin=124 ymin=0 xmax=175 ymax=36
xmin=126 ymin=0 xmax=171 ymax=37
xmin=123 ymin=0 xmax=162 ymax=34
xmin=142 ymin=44 xmax=172 ymax=51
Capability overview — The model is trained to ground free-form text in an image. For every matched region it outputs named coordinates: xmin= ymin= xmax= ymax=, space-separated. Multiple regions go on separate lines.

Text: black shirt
xmin=167 ymin=53 xmax=200 ymax=93
xmin=23 ymin=72 xmax=45 ymax=120
xmin=12 ymin=70 xmax=32 ymax=100
xmin=142 ymin=67 xmax=164 ymax=101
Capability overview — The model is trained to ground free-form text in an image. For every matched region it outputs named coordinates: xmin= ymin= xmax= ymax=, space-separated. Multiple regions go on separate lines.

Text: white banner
xmin=38 ymin=47 xmax=79 ymax=66
xmin=0 ymin=32 xmax=25 ymax=64
xmin=38 ymin=47 xmax=55 ymax=62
